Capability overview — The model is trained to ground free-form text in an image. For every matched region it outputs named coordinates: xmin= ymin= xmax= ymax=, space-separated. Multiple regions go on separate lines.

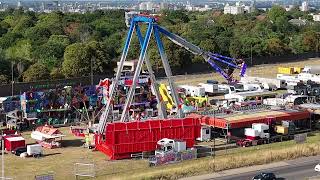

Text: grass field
xmin=3 ymin=57 xmax=320 ymax=180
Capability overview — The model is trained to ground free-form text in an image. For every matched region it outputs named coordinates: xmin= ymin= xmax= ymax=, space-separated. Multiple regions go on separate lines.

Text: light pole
xmin=250 ymin=44 xmax=253 ymax=66
xmin=90 ymin=57 xmax=94 ymax=86
xmin=213 ymin=109 xmax=216 ymax=171
xmin=11 ymin=61 xmax=14 ymax=96
xmin=2 ymin=132 xmax=4 ymax=179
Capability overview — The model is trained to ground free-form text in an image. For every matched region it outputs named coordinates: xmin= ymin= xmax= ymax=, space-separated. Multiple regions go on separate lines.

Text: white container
xmin=174 ymin=140 xmax=186 ymax=152
xmin=199 ymin=83 xmax=219 ymax=95
xmin=197 ymin=126 xmax=211 ymax=141
xmin=260 ymin=132 xmax=270 ymax=139
xmin=27 ymin=144 xmax=43 ymax=156
xmin=244 ymin=128 xmax=259 ymax=137
xmin=179 ymin=85 xmax=205 ymax=97
xmin=252 ymin=123 xmax=269 ymax=132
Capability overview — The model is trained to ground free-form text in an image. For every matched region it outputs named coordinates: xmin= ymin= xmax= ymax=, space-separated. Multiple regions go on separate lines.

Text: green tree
xmin=0 ymin=32 xmax=22 ymax=49
xmin=50 ymin=67 xmax=65 ymax=79
xmin=12 ymin=15 xmax=35 ymax=34
xmin=62 ymin=43 xmax=91 ymax=77
xmin=36 ymin=12 xmax=64 ymax=35
xmin=0 ymin=74 xmax=9 ymax=84
xmin=216 ymin=14 xmax=235 ymax=29
xmin=268 ymin=6 xmax=286 ymax=23
xmin=5 ymin=39 xmax=32 ymax=62
xmin=24 ymin=26 xmax=51 ymax=44
xmin=23 ymin=63 xmax=50 ymax=82
xmin=302 ymin=31 xmax=319 ymax=52
xmin=87 ymin=41 xmax=115 ymax=75
xmin=264 ymin=38 xmax=288 ymax=56
xmin=48 ymin=35 xmax=70 ymax=47
xmin=289 ymin=35 xmax=305 ymax=54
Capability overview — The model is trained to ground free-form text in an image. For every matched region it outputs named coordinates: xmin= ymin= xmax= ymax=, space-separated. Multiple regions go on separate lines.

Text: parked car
xmin=315 ymin=163 xmax=320 ymax=172
xmin=252 ymin=172 xmax=276 ymax=180
xmin=12 ymin=147 xmax=27 ymax=156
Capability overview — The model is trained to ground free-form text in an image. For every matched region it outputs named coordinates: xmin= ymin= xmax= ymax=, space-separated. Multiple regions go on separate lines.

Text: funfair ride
xmin=97 ymin=14 xmax=247 ymax=135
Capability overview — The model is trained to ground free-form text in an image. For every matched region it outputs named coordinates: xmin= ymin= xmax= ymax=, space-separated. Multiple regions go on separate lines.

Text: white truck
xmin=237 ymin=123 xmax=270 ymax=147
xmin=149 ymin=138 xmax=197 ymax=166
xmin=245 ymin=123 xmax=270 ymax=139
xmin=277 ymin=66 xmax=320 ymax=89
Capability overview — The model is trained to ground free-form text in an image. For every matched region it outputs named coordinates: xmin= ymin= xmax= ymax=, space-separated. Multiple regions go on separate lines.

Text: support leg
xmin=120 ymin=22 xmax=154 ymax=122
xmin=98 ymin=21 xmax=135 ymax=133
xmin=154 ymin=26 xmax=183 ymax=118
xmin=135 ymin=25 xmax=167 ymax=119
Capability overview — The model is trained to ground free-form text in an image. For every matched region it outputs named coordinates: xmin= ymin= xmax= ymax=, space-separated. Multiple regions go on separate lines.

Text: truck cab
xmin=155 ymin=138 xmax=186 ymax=156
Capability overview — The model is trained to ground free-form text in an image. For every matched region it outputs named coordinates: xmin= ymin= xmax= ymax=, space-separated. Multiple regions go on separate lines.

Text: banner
xmin=149 ymin=149 xmax=197 ymax=166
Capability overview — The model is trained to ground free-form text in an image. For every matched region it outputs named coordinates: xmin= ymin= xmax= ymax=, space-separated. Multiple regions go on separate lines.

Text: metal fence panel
xmin=34 ymin=173 xmax=54 ymax=180
xmin=74 ymin=163 xmax=95 ymax=178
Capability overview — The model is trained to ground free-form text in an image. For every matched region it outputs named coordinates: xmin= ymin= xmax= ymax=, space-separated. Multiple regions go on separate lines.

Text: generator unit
xmin=294 ymin=80 xmax=320 ymax=97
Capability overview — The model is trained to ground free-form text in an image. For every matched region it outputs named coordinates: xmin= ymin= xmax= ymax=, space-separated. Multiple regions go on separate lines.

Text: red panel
xmin=200 ymin=116 xmax=226 ymax=129
xmin=4 ymin=138 xmax=25 ymax=151
xmin=96 ymin=117 xmax=201 ymax=160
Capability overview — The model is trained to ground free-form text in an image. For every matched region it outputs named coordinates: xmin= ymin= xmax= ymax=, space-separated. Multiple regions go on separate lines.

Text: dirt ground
xmin=3 ymin=58 xmax=320 ymax=180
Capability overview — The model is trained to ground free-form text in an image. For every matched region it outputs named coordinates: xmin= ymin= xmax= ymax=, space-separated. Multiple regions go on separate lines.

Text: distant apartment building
xmin=139 ymin=2 xmax=157 ymax=11
xmin=300 ymin=1 xmax=309 ymax=12
xmin=224 ymin=2 xmax=254 ymax=15
xmin=285 ymin=5 xmax=295 ymax=11
xmin=313 ymin=14 xmax=320 ymax=22
xmin=224 ymin=3 xmax=244 ymax=15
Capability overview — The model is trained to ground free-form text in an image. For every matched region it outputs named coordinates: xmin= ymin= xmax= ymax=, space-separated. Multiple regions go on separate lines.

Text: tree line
xmin=0 ymin=6 xmax=319 ymax=84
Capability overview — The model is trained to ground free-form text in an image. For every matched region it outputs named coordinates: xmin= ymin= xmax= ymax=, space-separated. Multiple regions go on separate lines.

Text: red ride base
xmin=95 ymin=117 xmax=200 ymax=160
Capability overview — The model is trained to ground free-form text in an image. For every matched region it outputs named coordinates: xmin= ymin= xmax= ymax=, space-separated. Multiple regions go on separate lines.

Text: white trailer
xmin=178 ymin=85 xmax=205 ymax=97
xmin=155 ymin=138 xmax=186 ymax=156
xmin=198 ymin=83 xmax=219 ymax=95
xmin=224 ymin=90 xmax=277 ymax=103
xmin=241 ymin=76 xmax=287 ymax=90
xmin=233 ymin=83 xmax=262 ymax=92
xmin=27 ymin=144 xmax=43 ymax=157
xmin=217 ymin=84 xmax=236 ymax=94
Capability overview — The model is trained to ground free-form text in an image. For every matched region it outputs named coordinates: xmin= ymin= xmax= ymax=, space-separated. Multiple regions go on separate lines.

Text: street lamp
xmin=90 ymin=57 xmax=95 ymax=86
xmin=11 ymin=61 xmax=14 ymax=96
xmin=250 ymin=43 xmax=253 ymax=66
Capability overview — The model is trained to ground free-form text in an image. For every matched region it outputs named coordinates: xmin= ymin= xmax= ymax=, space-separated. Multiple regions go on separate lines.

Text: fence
xmin=149 ymin=149 xmax=197 ymax=166
xmin=74 ymin=163 xmax=95 ymax=179
xmin=0 ymin=177 xmax=13 ymax=180
xmin=192 ymin=104 xmax=271 ymax=117
xmin=0 ymin=75 xmax=110 ymax=97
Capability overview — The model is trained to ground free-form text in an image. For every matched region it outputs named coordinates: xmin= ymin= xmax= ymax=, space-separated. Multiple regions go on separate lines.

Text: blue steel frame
xmin=98 ymin=15 xmax=247 ymax=131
